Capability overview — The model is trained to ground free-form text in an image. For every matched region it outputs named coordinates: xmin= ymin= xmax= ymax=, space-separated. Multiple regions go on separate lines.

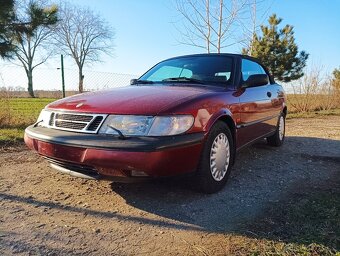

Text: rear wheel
xmin=267 ymin=114 xmax=285 ymax=147
xmin=194 ymin=121 xmax=234 ymax=193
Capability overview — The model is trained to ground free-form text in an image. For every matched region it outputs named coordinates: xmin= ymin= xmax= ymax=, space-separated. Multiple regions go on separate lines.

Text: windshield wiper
xmin=108 ymin=125 xmax=127 ymax=140
xmin=162 ymin=77 xmax=204 ymax=84
xmin=133 ymin=79 xmax=154 ymax=85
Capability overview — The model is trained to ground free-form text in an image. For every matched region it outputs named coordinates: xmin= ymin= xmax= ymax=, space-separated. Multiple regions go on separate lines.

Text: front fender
xmin=204 ymin=108 xmax=236 ymax=132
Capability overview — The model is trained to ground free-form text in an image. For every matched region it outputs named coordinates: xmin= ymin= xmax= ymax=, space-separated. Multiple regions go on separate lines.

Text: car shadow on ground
xmin=1 ymin=136 xmax=338 ymax=252
xmin=110 ymin=136 xmax=340 ymax=250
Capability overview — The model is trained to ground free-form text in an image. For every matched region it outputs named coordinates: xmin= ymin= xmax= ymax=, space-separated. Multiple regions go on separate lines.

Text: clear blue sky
xmin=67 ymin=0 xmax=340 ymax=76
xmin=1 ymin=0 xmax=339 ymax=91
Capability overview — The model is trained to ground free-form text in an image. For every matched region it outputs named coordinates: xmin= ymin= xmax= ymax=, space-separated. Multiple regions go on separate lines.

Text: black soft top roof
xmin=166 ymin=53 xmax=259 ymax=62
xmin=165 ymin=53 xmax=275 ymax=84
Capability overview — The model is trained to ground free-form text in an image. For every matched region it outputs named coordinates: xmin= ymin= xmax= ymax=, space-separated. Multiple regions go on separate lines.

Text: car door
xmin=236 ymin=58 xmax=278 ymax=148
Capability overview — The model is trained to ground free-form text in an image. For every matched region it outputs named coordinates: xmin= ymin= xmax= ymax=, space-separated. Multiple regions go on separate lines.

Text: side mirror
xmin=243 ymin=74 xmax=269 ymax=87
xmin=130 ymin=79 xmax=138 ymax=85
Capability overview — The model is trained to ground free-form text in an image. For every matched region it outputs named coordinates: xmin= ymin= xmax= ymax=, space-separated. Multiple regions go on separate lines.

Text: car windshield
xmin=139 ymin=56 xmax=233 ymax=87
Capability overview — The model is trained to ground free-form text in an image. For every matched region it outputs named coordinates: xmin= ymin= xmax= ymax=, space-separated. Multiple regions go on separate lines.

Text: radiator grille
xmin=55 ymin=113 xmax=93 ymax=122
xmin=55 ymin=120 xmax=87 ymax=130
xmin=87 ymin=116 xmax=104 ymax=131
xmin=47 ymin=111 xmax=107 ymax=133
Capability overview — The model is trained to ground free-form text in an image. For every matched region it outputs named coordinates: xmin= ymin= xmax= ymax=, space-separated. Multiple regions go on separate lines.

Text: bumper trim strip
xmin=25 ymin=125 xmax=205 ymax=152
xmin=50 ymin=163 xmax=100 ymax=180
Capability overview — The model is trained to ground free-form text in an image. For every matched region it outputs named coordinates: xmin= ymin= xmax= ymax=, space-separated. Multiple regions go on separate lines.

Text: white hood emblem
xmin=76 ymin=103 xmax=84 ymax=108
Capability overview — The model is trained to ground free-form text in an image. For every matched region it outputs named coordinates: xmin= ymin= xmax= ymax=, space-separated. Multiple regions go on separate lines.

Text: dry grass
xmin=288 ymin=66 xmax=340 ymax=113
xmin=220 ymin=235 xmax=336 ymax=256
xmin=287 ymin=93 xmax=340 ymax=114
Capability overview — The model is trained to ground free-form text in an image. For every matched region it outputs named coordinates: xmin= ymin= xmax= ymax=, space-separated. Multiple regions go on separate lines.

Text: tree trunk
xmin=26 ymin=69 xmax=35 ymax=98
xmin=217 ymin=0 xmax=223 ymax=53
xmin=206 ymin=0 xmax=210 ymax=53
xmin=78 ymin=68 xmax=84 ymax=93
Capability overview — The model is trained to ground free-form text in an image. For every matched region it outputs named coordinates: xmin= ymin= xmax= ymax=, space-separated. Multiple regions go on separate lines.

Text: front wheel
xmin=267 ymin=114 xmax=285 ymax=147
xmin=194 ymin=121 xmax=234 ymax=194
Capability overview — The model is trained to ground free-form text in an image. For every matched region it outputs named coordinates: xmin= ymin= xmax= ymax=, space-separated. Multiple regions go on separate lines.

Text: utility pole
xmin=61 ymin=54 xmax=65 ymax=98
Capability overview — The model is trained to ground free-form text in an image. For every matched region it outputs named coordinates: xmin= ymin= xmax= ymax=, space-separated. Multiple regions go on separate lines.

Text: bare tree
xmin=240 ymin=0 xmax=257 ymax=55
xmin=289 ymin=66 xmax=339 ymax=113
xmin=240 ymin=0 xmax=273 ymax=56
xmin=55 ymin=3 xmax=115 ymax=93
xmin=11 ymin=0 xmax=58 ymax=97
xmin=174 ymin=0 xmax=249 ymax=53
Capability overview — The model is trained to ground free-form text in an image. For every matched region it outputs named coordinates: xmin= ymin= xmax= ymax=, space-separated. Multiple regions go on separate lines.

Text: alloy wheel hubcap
xmin=210 ymin=133 xmax=230 ymax=181
xmin=279 ymin=116 xmax=285 ymax=141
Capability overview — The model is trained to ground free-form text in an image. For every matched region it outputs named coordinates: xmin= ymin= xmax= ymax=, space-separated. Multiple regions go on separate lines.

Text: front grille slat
xmin=55 ymin=113 xmax=93 ymax=122
xmin=46 ymin=111 xmax=106 ymax=133
xmin=49 ymin=113 xmax=55 ymax=126
xmin=55 ymin=120 xmax=87 ymax=130
xmin=87 ymin=116 xmax=104 ymax=131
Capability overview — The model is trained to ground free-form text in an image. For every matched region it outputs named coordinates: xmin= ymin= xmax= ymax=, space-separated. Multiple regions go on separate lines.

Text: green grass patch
xmin=0 ymin=98 xmax=56 ymax=128
xmin=237 ymin=179 xmax=340 ymax=255
xmin=0 ymin=128 xmax=25 ymax=146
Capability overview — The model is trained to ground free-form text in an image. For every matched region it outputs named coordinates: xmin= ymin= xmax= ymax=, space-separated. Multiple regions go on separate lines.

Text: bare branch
xmin=54 ymin=2 xmax=115 ymax=92
xmin=10 ymin=0 xmax=58 ymax=97
xmin=174 ymin=0 xmax=252 ymax=53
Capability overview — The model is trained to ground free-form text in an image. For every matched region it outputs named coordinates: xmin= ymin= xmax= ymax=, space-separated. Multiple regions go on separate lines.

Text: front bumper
xmin=24 ymin=125 xmax=205 ymax=179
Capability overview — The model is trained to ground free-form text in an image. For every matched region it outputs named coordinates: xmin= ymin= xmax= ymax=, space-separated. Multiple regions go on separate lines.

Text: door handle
xmin=267 ymin=91 xmax=272 ymax=97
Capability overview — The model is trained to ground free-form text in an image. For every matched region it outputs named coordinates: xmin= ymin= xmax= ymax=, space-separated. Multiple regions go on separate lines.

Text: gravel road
xmin=0 ymin=116 xmax=339 ymax=255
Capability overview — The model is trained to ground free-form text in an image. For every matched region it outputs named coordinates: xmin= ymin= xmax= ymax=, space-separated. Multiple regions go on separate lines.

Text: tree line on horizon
xmin=0 ymin=0 xmax=339 ymax=97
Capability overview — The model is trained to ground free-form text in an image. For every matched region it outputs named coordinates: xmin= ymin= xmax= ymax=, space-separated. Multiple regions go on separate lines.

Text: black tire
xmin=267 ymin=114 xmax=285 ymax=147
xmin=194 ymin=121 xmax=235 ymax=194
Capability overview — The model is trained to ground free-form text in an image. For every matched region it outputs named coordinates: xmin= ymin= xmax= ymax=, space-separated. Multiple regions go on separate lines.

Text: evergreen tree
xmin=243 ymin=14 xmax=309 ymax=82
xmin=0 ymin=0 xmax=16 ymax=58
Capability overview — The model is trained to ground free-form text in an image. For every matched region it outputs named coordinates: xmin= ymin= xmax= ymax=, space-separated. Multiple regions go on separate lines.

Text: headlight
xmin=148 ymin=115 xmax=194 ymax=136
xmin=99 ymin=115 xmax=194 ymax=136
xmin=36 ymin=109 xmax=51 ymax=127
xmin=99 ymin=115 xmax=154 ymax=136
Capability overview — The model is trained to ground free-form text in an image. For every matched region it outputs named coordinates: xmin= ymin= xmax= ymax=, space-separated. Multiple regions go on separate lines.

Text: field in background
xmin=0 ymin=98 xmax=55 ymax=129
xmin=0 ymin=97 xmax=55 ymax=145
xmin=1 ymin=95 xmax=340 ymax=146
xmin=287 ymin=93 xmax=340 ymax=113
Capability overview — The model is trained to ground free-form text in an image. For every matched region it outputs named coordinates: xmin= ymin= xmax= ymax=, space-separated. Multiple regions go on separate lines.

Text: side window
xmin=241 ymin=59 xmax=267 ymax=81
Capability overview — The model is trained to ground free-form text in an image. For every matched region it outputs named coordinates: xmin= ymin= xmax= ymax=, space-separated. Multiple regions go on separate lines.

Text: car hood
xmin=46 ymin=85 xmax=222 ymax=115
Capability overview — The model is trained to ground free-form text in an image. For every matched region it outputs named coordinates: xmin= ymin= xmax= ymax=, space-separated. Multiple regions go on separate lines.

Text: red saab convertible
xmin=25 ymin=54 xmax=287 ymax=193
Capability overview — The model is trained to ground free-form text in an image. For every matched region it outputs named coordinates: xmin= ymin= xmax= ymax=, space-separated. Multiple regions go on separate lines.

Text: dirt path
xmin=1 ymin=116 xmax=339 ymax=255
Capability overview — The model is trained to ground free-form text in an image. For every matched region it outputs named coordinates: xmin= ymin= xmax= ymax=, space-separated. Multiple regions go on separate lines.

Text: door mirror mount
xmin=242 ymin=74 xmax=269 ymax=88
xmin=130 ymin=79 xmax=138 ymax=85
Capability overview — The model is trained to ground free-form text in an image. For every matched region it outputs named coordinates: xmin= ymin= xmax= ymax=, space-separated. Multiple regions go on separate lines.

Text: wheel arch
xmin=216 ymin=115 xmax=236 ymax=144
xmin=205 ymin=110 xmax=237 ymax=161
